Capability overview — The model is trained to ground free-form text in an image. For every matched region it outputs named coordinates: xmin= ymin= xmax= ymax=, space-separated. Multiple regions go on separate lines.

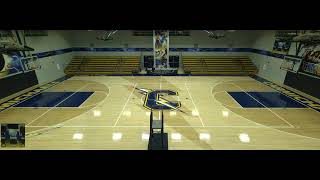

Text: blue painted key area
xmin=228 ymin=92 xmax=264 ymax=108
xmin=14 ymin=92 xmax=94 ymax=107
xmin=57 ymin=92 xmax=93 ymax=107
xmin=228 ymin=92 xmax=306 ymax=108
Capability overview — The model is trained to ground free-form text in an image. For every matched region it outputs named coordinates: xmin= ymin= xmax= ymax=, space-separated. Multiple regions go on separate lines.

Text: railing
xmin=201 ymin=58 xmax=208 ymax=72
xmin=66 ymin=56 xmax=143 ymax=75
xmin=235 ymin=58 xmax=244 ymax=73
xmin=76 ymin=56 xmax=87 ymax=74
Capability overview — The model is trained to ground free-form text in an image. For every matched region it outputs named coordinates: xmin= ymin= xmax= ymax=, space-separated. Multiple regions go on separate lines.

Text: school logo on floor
xmin=135 ymin=87 xmax=181 ymax=110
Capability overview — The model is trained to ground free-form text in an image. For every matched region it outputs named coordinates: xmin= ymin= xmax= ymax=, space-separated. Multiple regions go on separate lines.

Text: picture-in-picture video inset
xmin=1 ymin=123 xmax=25 ymax=148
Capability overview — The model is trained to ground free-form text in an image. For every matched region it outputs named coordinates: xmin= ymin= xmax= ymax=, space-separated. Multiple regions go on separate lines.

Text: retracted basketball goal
xmin=0 ymin=30 xmax=38 ymax=77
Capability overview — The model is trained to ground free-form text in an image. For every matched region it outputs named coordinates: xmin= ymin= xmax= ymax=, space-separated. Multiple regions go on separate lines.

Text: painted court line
xmin=231 ymin=83 xmax=295 ymax=128
xmin=208 ymin=79 xmax=320 ymax=141
xmin=210 ymin=80 xmax=285 ymax=127
xmin=251 ymin=76 xmax=320 ymax=114
xmin=214 ymin=90 xmax=311 ymax=110
xmin=10 ymin=90 xmax=105 ymax=109
xmin=0 ymin=78 xmax=68 ymax=113
xmin=224 ymin=91 xmax=244 ymax=108
xmin=78 ymin=91 xmax=109 ymax=108
xmin=211 ymin=89 xmax=244 ymax=108
xmin=113 ymin=83 xmax=137 ymax=127
xmin=184 ymin=81 xmax=205 ymax=127
xmin=26 ymin=85 xmax=113 ymax=136
xmin=26 ymin=125 xmax=294 ymax=128
xmin=21 ymin=76 xmax=320 ymax=143
xmin=26 ymin=83 xmax=89 ymax=126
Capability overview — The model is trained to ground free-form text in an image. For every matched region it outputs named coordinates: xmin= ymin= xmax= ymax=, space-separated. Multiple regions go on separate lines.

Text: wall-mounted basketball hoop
xmin=20 ymin=56 xmax=41 ymax=72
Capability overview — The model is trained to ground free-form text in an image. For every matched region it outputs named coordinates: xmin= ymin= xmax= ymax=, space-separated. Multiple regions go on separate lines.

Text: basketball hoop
xmin=20 ymin=56 xmax=41 ymax=72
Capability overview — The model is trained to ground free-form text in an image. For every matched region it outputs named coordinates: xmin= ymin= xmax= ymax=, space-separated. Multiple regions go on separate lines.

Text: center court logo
xmin=135 ymin=87 xmax=181 ymax=111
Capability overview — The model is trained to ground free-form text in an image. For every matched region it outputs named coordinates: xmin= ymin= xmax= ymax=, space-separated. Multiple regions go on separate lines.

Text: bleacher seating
xmin=182 ymin=56 xmax=257 ymax=75
xmin=64 ymin=56 xmax=140 ymax=75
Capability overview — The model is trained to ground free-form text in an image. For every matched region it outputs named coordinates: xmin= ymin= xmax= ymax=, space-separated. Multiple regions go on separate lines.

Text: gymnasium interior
xmin=1 ymin=30 xmax=320 ymax=150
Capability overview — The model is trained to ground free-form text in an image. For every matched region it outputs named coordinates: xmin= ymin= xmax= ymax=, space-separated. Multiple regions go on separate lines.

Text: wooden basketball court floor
xmin=1 ymin=75 xmax=320 ymax=150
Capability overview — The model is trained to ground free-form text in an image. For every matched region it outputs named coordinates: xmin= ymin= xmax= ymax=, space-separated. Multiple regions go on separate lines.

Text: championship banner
xmin=280 ymin=56 xmax=302 ymax=73
xmin=300 ymin=46 xmax=320 ymax=77
xmin=153 ymin=30 xmax=169 ymax=70
xmin=272 ymin=38 xmax=291 ymax=55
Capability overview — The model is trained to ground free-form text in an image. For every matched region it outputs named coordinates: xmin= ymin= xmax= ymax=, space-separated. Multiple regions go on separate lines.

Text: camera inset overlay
xmin=1 ymin=124 xmax=25 ymax=148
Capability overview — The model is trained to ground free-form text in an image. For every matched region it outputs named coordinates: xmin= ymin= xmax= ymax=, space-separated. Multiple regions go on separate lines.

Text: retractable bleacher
xmin=183 ymin=56 xmax=257 ymax=75
xmin=64 ymin=56 xmax=140 ymax=75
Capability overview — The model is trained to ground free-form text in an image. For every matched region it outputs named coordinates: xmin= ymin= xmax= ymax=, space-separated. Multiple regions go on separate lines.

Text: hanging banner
xmin=272 ymin=38 xmax=291 ymax=55
xmin=153 ymin=30 xmax=169 ymax=69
